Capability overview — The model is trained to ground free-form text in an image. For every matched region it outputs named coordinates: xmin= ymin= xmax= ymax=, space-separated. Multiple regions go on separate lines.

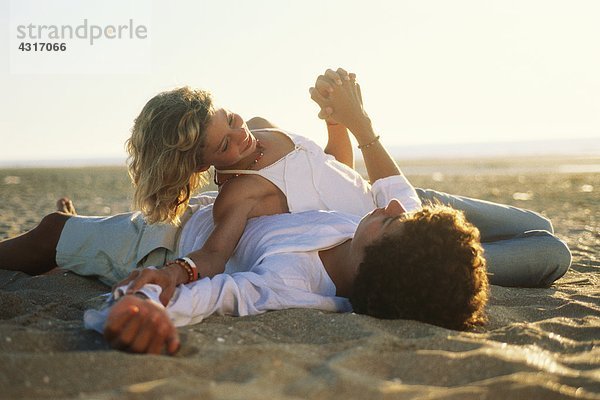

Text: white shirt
xmin=84 ymin=175 xmax=421 ymax=332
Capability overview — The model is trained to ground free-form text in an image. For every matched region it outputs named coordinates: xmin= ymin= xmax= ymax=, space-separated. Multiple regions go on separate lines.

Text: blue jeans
xmin=416 ymin=189 xmax=572 ymax=287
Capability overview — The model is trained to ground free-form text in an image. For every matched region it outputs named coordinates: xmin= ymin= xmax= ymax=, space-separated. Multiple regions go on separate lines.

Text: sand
xmin=0 ymin=158 xmax=598 ymax=399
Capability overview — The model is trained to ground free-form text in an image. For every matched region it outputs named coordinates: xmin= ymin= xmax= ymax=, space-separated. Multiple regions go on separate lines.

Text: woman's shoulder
xmin=216 ymin=174 xmax=266 ymax=199
xmin=252 ymin=129 xmax=297 ymax=157
xmin=246 ymin=116 xmax=278 ymax=131
xmin=253 ymin=128 xmax=315 ymax=147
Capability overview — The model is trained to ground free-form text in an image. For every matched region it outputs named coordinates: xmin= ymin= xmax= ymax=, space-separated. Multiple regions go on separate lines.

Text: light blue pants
xmin=416 ymin=189 xmax=572 ymax=287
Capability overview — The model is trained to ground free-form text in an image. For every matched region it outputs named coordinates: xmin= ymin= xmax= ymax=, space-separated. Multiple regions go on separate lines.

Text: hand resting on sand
xmin=104 ymin=294 xmax=180 ymax=355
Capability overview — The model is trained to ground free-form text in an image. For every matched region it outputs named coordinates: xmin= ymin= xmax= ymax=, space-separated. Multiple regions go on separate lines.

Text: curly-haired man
xmin=351 ymin=205 xmax=488 ymax=330
xmin=0 ymin=68 xmax=569 ymax=354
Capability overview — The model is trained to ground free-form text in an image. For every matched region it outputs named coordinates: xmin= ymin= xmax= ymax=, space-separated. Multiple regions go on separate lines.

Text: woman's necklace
xmin=213 ymin=140 xmax=265 ymax=187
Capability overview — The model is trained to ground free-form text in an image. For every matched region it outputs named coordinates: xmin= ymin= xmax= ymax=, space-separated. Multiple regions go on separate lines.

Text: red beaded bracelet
xmin=165 ymin=258 xmax=199 ymax=284
xmin=178 ymin=257 xmax=199 ymax=282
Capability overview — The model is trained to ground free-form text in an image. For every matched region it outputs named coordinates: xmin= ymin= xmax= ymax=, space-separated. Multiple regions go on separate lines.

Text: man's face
xmin=353 ymin=199 xmax=407 ymax=251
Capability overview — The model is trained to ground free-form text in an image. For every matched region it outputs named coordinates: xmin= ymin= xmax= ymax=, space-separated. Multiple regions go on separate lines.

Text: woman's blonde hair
xmin=126 ymin=87 xmax=214 ymax=225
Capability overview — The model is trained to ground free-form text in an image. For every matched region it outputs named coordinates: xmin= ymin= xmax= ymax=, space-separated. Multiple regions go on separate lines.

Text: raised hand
xmin=311 ymin=67 xmax=401 ymax=183
xmin=310 ymin=68 xmax=371 ymax=138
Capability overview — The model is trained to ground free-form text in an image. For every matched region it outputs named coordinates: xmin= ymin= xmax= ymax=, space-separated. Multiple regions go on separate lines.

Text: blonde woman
xmin=111 ymin=68 xmax=418 ymax=303
xmin=0 ymin=70 xmax=571 ymax=354
xmin=2 ymin=69 xmax=418 ymax=303
xmin=0 ymin=69 xmax=570 ymax=303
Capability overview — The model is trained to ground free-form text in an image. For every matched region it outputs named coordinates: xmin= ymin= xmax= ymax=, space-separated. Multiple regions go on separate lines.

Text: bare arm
xmin=344 ymin=116 xmax=400 ymax=183
xmin=314 ymin=75 xmax=355 ymax=168
xmin=324 ymin=123 xmax=354 ymax=169
xmin=185 ymin=182 xmax=257 ymax=279
xmin=120 ymin=180 xmax=260 ymax=306
xmin=310 ymin=68 xmax=400 ymax=183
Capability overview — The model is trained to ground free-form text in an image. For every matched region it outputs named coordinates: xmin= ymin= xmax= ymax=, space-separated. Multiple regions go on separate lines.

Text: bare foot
xmin=56 ymin=197 xmax=77 ymax=215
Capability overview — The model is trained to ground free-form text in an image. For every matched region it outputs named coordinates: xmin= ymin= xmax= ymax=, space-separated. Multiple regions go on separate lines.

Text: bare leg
xmin=0 ymin=198 xmax=77 ymax=275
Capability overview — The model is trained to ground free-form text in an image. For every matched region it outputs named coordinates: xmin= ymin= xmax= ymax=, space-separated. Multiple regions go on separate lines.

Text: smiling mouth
xmin=243 ymin=131 xmax=255 ymax=153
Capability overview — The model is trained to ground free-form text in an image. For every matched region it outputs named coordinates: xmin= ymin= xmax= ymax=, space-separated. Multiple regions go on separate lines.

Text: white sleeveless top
xmin=216 ymin=129 xmax=375 ymax=216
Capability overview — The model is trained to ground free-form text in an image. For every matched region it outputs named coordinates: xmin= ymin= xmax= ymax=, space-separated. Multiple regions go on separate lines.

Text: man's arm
xmin=101 ymin=252 xmax=352 ymax=354
xmin=346 ymin=117 xmax=400 ymax=183
xmin=310 ymin=68 xmax=400 ymax=183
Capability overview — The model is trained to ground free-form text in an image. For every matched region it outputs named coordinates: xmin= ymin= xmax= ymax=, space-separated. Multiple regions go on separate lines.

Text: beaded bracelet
xmin=357 ymin=135 xmax=381 ymax=150
xmin=165 ymin=258 xmax=199 ymax=284
xmin=165 ymin=260 xmax=192 ymax=283
xmin=179 ymin=257 xmax=199 ymax=281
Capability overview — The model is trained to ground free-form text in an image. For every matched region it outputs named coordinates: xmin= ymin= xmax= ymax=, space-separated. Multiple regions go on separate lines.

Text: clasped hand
xmin=309 ymin=67 xmax=371 ymax=134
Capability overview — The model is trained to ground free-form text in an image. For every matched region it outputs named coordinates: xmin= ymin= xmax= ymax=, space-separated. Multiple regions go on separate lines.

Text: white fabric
xmin=217 ymin=129 xmax=375 ymax=215
xmin=84 ymin=175 xmax=421 ymax=332
xmin=179 ymin=174 xmax=421 ymax=274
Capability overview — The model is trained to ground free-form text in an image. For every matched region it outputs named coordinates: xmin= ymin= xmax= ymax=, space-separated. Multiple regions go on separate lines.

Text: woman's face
xmin=200 ymin=108 xmax=258 ymax=170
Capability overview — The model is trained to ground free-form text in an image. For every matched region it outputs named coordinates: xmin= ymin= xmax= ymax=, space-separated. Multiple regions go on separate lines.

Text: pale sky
xmin=1 ymin=0 xmax=599 ymax=163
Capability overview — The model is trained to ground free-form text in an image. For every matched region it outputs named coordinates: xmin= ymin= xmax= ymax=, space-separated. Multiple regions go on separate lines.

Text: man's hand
xmin=310 ymin=68 xmax=371 ymax=137
xmin=311 ymin=67 xmax=400 ymax=182
xmin=313 ymin=69 xmax=355 ymax=125
xmin=104 ymin=294 xmax=180 ymax=355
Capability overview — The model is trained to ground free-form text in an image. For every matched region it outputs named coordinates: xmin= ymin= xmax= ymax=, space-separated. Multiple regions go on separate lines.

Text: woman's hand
xmin=104 ymin=294 xmax=180 ymax=355
xmin=313 ymin=69 xmax=355 ymax=167
xmin=312 ymin=67 xmax=401 ymax=182
xmin=113 ymin=265 xmax=185 ymax=306
xmin=310 ymin=68 xmax=370 ymax=135
xmin=315 ymin=76 xmax=339 ymax=126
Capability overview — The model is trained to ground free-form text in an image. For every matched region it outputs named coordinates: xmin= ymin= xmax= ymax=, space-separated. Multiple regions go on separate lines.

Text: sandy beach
xmin=0 ymin=157 xmax=598 ymax=399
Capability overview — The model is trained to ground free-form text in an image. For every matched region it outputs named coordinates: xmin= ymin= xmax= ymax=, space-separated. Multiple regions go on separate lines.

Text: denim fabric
xmin=416 ymin=188 xmax=571 ymax=287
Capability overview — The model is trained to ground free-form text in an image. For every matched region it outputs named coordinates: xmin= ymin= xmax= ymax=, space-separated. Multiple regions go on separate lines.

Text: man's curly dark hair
xmin=349 ymin=205 xmax=488 ymax=330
